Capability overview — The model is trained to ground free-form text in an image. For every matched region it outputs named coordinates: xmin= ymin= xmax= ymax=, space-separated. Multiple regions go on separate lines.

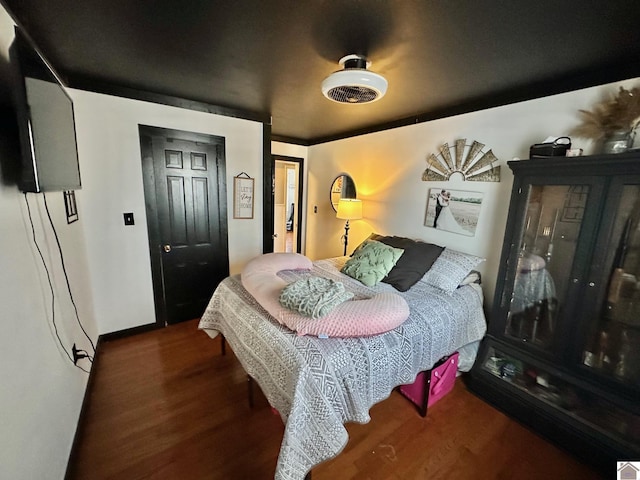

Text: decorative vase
xmin=600 ymin=130 xmax=633 ymax=154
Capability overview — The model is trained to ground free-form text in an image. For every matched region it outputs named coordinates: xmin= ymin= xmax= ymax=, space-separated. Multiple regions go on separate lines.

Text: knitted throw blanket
xmin=279 ymin=276 xmax=354 ymax=319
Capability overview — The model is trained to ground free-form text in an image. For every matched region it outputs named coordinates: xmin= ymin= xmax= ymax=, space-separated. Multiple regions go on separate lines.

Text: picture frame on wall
xmin=425 ymin=188 xmax=483 ymax=236
xmin=233 ymin=173 xmax=254 ymax=219
xmin=63 ymin=190 xmax=78 ymax=224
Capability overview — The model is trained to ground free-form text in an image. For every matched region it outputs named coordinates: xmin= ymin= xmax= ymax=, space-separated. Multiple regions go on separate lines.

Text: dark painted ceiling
xmin=3 ymin=0 xmax=640 ymax=144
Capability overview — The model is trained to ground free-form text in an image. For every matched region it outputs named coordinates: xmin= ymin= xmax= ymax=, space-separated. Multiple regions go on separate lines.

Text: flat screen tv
xmin=10 ymin=27 xmax=81 ymax=193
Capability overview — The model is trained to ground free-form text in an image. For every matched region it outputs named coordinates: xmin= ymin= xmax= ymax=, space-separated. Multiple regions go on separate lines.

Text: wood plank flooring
xmin=67 ymin=319 xmax=604 ymax=480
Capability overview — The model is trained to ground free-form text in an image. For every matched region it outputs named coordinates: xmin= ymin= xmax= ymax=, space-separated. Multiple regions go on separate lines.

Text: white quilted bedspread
xmin=198 ymin=257 xmax=487 ymax=480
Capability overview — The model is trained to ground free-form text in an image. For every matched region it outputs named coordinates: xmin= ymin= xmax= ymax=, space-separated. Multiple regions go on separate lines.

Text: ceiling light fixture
xmin=322 ymin=54 xmax=387 ymax=104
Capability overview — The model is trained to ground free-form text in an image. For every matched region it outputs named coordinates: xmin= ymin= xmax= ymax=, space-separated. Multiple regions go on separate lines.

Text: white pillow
xmin=419 ymin=247 xmax=484 ymax=293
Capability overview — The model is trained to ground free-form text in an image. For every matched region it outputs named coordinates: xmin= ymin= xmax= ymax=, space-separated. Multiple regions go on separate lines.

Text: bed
xmin=198 ymin=241 xmax=487 ymax=480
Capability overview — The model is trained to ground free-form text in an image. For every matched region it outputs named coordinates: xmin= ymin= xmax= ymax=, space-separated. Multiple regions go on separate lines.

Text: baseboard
xmin=99 ymin=322 xmax=160 ymax=342
xmin=63 ymin=321 xmax=177 ymax=477
xmin=64 ymin=336 xmax=103 ymax=480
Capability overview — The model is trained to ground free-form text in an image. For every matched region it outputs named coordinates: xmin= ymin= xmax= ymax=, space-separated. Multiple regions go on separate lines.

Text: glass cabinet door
xmin=582 ymin=183 xmax=640 ymax=390
xmin=479 ymin=344 xmax=640 ymax=450
xmin=504 ymin=184 xmax=590 ymax=351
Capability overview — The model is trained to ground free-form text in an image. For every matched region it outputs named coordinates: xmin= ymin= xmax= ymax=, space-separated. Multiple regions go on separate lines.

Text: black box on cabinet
xmin=529 ymin=137 xmax=571 ymax=158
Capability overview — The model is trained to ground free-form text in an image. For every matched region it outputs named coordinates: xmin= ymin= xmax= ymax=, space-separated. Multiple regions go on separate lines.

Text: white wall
xmin=0 ymin=10 xmax=97 ymax=480
xmin=71 ymin=90 xmax=265 ymax=334
xmin=305 ymin=77 xmax=640 ymax=303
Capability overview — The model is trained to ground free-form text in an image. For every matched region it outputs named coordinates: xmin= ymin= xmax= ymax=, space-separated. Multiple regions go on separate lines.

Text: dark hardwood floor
xmin=67 ymin=319 xmax=604 ymax=479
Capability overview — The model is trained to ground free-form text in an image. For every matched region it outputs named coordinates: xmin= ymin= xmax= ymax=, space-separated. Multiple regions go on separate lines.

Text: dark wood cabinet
xmin=467 ymin=153 xmax=640 ymax=474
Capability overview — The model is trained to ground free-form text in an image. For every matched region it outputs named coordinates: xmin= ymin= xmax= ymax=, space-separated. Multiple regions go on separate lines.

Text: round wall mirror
xmin=330 ymin=174 xmax=357 ymax=212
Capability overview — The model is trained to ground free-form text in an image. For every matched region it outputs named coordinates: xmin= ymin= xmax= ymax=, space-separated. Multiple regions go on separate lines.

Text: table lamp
xmin=336 ymin=198 xmax=363 ymax=256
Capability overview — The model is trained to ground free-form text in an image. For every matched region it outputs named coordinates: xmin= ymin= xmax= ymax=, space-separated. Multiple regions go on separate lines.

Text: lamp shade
xmin=336 ymin=198 xmax=363 ymax=220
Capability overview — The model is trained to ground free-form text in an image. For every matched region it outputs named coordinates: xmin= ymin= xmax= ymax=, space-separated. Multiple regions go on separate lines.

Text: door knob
xmin=163 ymin=244 xmax=171 ymax=253
xmin=272 ymin=233 xmax=278 ymax=239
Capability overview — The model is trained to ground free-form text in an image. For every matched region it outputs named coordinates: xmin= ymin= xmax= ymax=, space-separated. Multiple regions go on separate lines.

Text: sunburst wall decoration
xmin=421 ymin=139 xmax=500 ymax=182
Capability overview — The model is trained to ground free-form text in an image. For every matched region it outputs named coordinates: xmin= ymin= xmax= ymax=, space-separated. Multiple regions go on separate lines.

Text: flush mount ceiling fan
xmin=321 ymin=54 xmax=388 ymax=104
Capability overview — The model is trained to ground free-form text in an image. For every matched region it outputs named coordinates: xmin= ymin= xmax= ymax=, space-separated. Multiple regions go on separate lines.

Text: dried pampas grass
xmin=570 ymin=85 xmax=640 ymax=141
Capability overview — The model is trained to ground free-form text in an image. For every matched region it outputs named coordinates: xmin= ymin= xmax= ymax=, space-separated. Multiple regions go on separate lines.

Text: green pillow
xmin=341 ymin=240 xmax=404 ymax=287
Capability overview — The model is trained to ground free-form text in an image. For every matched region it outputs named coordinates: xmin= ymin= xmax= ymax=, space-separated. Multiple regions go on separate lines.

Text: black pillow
xmin=375 ymin=235 xmax=444 ymax=291
xmin=350 ymin=232 xmax=385 ymax=256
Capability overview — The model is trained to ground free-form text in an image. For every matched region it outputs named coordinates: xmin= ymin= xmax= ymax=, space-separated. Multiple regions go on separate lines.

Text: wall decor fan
xmin=421 ymin=139 xmax=500 ymax=182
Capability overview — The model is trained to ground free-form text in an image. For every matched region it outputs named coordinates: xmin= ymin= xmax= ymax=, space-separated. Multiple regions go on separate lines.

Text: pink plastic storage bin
xmin=398 ymin=352 xmax=459 ymax=416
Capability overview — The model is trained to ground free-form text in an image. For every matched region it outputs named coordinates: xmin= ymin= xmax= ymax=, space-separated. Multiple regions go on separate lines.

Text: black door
xmin=140 ymin=125 xmax=229 ymax=325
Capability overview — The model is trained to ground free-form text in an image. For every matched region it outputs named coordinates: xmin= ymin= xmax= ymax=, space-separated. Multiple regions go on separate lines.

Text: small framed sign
xmin=63 ymin=190 xmax=78 ymax=224
xmin=233 ymin=172 xmax=254 ymax=219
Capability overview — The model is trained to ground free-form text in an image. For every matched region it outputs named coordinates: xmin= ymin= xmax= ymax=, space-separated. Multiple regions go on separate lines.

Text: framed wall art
xmin=422 ymin=139 xmax=500 ymax=182
xmin=233 ymin=172 xmax=254 ymax=219
xmin=63 ymin=190 xmax=78 ymax=224
xmin=425 ymin=188 xmax=484 ymax=237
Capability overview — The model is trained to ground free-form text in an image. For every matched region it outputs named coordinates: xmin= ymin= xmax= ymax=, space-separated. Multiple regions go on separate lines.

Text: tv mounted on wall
xmin=10 ymin=27 xmax=81 ymax=193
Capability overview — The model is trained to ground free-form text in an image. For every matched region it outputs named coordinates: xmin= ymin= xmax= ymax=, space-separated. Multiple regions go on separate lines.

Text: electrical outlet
xmin=72 ymin=343 xmax=86 ymax=365
xmin=123 ymin=212 xmax=135 ymax=225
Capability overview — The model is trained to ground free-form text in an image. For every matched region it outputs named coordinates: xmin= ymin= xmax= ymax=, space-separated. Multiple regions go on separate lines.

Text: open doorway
xmin=273 ymin=156 xmax=303 ymax=253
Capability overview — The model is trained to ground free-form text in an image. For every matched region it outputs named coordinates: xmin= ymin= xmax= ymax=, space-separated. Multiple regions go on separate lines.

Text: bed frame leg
xmin=247 ymin=375 xmax=254 ymax=408
xmin=220 ymin=336 xmax=256 ymax=409
xmin=221 ymin=336 xmax=255 ymax=409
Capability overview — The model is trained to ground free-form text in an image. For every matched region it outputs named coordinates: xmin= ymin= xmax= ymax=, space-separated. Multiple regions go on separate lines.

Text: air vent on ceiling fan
xmin=321 ymin=54 xmax=388 ymax=104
